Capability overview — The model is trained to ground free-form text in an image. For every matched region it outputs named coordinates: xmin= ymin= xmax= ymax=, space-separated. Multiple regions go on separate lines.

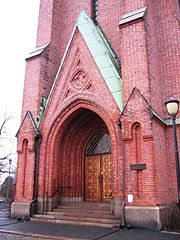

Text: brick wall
xmin=146 ymin=0 xmax=180 ymax=117
xmin=17 ymin=0 xmax=180 ymax=207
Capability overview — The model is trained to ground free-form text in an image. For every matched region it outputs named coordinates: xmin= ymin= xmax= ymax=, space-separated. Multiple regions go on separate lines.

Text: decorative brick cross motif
xmin=71 ymin=70 xmax=88 ymax=90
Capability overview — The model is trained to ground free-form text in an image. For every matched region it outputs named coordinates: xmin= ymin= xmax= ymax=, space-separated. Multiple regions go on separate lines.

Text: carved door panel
xmin=85 ymin=155 xmax=101 ymax=201
xmin=101 ymin=154 xmax=112 ymax=201
xmin=85 ymin=154 xmax=112 ymax=202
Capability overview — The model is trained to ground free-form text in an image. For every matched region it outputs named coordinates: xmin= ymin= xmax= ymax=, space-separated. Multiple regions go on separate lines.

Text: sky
xmin=0 ymin=1 xmax=40 ymax=182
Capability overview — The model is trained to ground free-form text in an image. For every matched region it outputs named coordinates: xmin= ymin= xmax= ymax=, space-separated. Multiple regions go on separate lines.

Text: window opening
xmin=135 ymin=125 xmax=142 ymax=164
xmin=85 ymin=132 xmax=111 ymax=155
xmin=22 ymin=139 xmax=28 ymax=196
xmin=176 ymin=0 xmax=180 ymax=21
xmin=132 ymin=123 xmax=142 ymax=198
xmin=92 ymin=0 xmax=98 ymax=23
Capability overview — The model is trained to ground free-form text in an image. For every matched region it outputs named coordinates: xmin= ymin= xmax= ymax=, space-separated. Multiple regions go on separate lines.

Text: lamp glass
xmin=166 ymin=101 xmax=179 ymax=116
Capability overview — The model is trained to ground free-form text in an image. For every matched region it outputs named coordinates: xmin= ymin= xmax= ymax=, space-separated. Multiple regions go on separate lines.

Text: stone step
xmin=53 ymin=207 xmax=110 ymax=214
xmin=31 ymin=214 xmax=120 ymax=228
xmin=31 ymin=217 xmax=119 ymax=228
xmin=32 ymin=214 xmax=119 ymax=223
xmin=46 ymin=211 xmax=114 ymax=219
xmin=31 ymin=202 xmax=118 ymax=228
xmin=59 ymin=202 xmax=110 ymax=206
xmin=56 ymin=203 xmax=110 ymax=211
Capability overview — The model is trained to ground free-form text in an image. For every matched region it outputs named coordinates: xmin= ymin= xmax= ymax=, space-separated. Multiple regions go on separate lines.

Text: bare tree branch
xmin=0 ymin=170 xmax=15 ymax=173
xmin=0 ymin=153 xmax=12 ymax=161
xmin=0 ymin=111 xmax=15 ymax=177
xmin=0 ymin=115 xmax=13 ymax=137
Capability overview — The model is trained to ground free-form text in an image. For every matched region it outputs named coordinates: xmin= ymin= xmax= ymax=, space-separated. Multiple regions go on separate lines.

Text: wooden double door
xmin=85 ymin=154 xmax=112 ymax=202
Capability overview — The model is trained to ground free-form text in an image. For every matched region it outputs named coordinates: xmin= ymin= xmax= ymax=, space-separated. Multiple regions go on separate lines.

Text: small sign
xmin=130 ymin=163 xmax=146 ymax=171
xmin=127 ymin=194 xmax=133 ymax=203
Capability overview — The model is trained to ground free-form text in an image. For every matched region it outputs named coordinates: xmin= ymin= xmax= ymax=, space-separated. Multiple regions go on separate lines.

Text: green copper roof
xmin=40 ymin=10 xmax=122 ymax=126
xmin=76 ymin=10 xmax=122 ymax=110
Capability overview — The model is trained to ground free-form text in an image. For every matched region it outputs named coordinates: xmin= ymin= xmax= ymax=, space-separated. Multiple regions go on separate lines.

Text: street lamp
xmin=6 ymin=159 xmax=12 ymax=202
xmin=165 ymin=98 xmax=180 ymax=206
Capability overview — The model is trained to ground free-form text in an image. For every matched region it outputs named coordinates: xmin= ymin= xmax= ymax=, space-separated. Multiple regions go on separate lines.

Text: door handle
xmin=98 ymin=172 xmax=103 ymax=182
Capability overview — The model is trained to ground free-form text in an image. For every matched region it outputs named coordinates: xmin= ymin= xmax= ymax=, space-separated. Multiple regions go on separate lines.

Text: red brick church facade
xmin=12 ymin=0 xmax=180 ymax=230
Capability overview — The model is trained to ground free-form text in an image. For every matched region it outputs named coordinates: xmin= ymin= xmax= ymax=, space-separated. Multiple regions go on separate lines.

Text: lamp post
xmin=6 ymin=159 xmax=12 ymax=202
xmin=165 ymin=98 xmax=180 ymax=206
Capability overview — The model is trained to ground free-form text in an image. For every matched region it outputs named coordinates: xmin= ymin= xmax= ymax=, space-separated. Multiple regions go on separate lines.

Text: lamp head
xmin=165 ymin=98 xmax=179 ymax=116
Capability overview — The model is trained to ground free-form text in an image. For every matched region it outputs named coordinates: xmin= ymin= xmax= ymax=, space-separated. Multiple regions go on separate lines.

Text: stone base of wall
xmin=125 ymin=204 xmax=180 ymax=231
xmin=36 ymin=196 xmax=84 ymax=214
xmin=111 ymin=198 xmax=124 ymax=219
xmin=60 ymin=197 xmax=83 ymax=203
xmin=36 ymin=197 xmax=44 ymax=214
xmin=36 ymin=197 xmax=56 ymax=213
xmin=11 ymin=202 xmax=31 ymax=219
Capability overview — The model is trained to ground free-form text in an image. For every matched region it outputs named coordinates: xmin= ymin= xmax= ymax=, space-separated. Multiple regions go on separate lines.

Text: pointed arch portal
xmin=49 ymin=108 xmax=113 ymax=203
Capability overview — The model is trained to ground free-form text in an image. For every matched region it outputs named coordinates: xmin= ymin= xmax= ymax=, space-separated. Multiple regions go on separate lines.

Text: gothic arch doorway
xmin=53 ymin=108 xmax=113 ymax=204
xmin=85 ymin=132 xmax=112 ymax=202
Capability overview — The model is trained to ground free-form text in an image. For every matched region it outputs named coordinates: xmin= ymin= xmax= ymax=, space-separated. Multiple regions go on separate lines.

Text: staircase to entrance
xmin=31 ymin=202 xmax=120 ymax=228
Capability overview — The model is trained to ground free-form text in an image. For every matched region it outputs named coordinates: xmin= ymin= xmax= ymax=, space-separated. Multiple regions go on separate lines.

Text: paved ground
xmin=0 ymin=222 xmax=180 ymax=240
xmin=0 ymin=203 xmax=180 ymax=240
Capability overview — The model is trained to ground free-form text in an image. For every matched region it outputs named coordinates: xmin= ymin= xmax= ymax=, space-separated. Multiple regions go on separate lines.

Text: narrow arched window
xmin=92 ymin=0 xmax=98 ymax=24
xmin=176 ymin=0 xmax=180 ymax=21
xmin=134 ymin=124 xmax=142 ymax=164
xmin=132 ymin=123 xmax=142 ymax=198
xmin=22 ymin=139 xmax=28 ymax=196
